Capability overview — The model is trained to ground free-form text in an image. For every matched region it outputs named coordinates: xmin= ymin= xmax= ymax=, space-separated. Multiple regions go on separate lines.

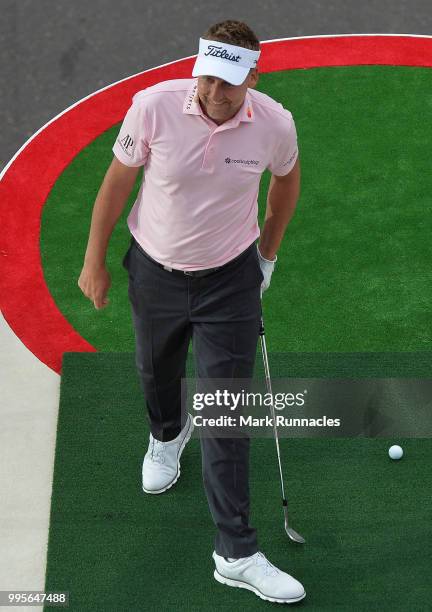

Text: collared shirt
xmin=112 ymin=78 xmax=298 ymax=270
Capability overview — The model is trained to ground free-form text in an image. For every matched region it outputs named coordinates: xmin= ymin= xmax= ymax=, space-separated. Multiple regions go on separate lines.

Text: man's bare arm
xmin=78 ymin=156 xmax=141 ymax=309
xmin=258 ymin=157 xmax=301 ymax=261
xmin=84 ymin=157 xmax=141 ymax=266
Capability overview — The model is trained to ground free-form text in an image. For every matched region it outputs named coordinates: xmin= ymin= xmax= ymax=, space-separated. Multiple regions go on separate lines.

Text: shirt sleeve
xmin=112 ymin=93 xmax=150 ymax=167
xmin=267 ymin=113 xmax=298 ymax=176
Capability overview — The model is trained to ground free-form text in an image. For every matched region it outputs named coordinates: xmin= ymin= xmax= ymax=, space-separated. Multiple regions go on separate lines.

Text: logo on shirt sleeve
xmin=117 ymin=134 xmax=135 ymax=157
xmin=281 ymin=148 xmax=298 ymax=167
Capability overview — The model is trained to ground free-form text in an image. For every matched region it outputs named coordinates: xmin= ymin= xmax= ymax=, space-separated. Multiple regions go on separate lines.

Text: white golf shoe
xmin=212 ymin=550 xmax=306 ymax=604
xmin=142 ymin=414 xmax=194 ymax=494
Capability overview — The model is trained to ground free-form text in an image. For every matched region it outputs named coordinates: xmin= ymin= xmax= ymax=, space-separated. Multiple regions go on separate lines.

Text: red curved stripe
xmin=1 ymin=35 xmax=432 ymax=373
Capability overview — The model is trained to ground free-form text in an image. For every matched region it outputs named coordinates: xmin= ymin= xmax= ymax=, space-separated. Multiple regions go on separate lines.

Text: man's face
xmin=196 ymin=69 xmax=259 ymax=125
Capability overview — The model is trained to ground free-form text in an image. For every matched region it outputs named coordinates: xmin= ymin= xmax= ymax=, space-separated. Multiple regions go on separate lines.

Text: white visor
xmin=192 ymin=37 xmax=260 ymax=85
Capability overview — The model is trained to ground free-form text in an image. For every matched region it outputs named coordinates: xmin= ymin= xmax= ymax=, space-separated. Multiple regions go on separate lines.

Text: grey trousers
xmin=122 ymin=236 xmax=263 ymax=558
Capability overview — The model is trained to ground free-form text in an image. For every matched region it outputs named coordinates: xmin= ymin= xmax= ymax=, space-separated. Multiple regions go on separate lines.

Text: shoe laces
xmin=149 ymin=437 xmax=166 ymax=464
xmin=254 ymin=552 xmax=279 ymax=577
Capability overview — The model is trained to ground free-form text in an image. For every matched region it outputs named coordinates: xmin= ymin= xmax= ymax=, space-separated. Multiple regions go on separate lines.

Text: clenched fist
xmin=78 ymin=262 xmax=111 ymax=310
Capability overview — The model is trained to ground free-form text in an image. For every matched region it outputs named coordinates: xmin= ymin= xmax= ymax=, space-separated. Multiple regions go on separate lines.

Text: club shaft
xmin=259 ymin=324 xmax=287 ymax=503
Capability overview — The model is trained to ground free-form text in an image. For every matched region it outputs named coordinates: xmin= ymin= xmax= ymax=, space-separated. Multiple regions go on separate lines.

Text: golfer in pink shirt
xmin=78 ymin=19 xmax=304 ymax=604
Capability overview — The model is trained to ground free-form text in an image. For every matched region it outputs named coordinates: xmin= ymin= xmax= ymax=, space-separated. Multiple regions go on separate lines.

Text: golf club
xmin=259 ymin=314 xmax=306 ymax=544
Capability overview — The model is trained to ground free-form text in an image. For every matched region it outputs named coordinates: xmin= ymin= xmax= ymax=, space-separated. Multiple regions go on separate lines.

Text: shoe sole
xmin=213 ymin=569 xmax=306 ymax=604
xmin=142 ymin=415 xmax=194 ymax=494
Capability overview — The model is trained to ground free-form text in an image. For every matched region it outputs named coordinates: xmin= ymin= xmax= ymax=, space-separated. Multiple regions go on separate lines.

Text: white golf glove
xmin=257 ymin=244 xmax=277 ymax=295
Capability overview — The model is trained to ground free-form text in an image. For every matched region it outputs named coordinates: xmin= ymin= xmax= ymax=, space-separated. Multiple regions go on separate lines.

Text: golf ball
xmin=388 ymin=445 xmax=403 ymax=460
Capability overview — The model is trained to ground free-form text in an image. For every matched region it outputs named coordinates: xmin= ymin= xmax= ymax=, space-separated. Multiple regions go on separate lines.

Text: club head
xmin=283 ymin=506 xmax=305 ymax=543
xmin=285 ymin=525 xmax=306 ymax=544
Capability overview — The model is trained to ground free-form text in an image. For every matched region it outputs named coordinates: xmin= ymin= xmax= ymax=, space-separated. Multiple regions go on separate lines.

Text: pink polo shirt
xmin=112 ymin=78 xmax=298 ymax=270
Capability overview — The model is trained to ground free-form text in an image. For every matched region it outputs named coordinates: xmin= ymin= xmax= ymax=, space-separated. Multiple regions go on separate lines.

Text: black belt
xmin=131 ymin=237 xmax=254 ymax=278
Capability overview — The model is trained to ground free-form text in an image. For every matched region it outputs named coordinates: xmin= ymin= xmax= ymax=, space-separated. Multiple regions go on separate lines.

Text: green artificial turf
xmin=44 ymin=351 xmax=432 ymax=611
xmin=41 ymin=66 xmax=432 ymax=353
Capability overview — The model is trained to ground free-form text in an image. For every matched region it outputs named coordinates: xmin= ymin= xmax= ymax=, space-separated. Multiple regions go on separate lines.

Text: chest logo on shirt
xmin=225 ymin=157 xmax=259 ymax=166
xmin=118 ymin=134 xmax=134 ymax=157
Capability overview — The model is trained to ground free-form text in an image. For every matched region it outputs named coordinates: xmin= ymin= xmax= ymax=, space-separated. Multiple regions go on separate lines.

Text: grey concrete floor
xmin=1 ymin=0 xmax=431 ymax=171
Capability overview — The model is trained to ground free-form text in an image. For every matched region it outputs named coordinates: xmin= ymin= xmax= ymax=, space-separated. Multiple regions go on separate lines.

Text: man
xmin=78 ymin=19 xmax=304 ymax=604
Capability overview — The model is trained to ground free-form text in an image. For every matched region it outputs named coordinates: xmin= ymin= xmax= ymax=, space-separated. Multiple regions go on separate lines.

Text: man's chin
xmin=209 ymin=104 xmax=229 ymax=112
